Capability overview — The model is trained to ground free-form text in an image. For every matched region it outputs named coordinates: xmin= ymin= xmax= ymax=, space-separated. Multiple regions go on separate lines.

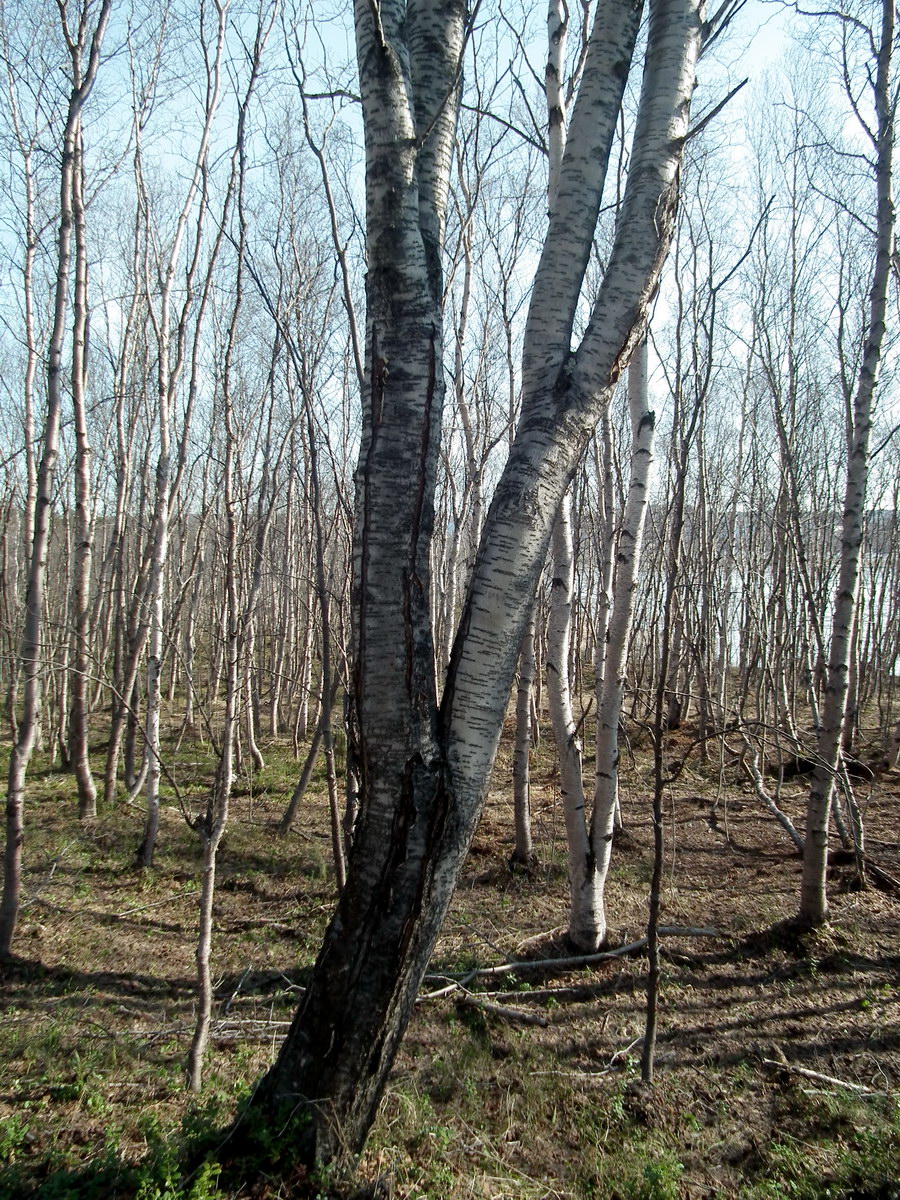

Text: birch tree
xmin=68 ymin=114 xmax=97 ymax=819
xmin=234 ymin=0 xmax=709 ymax=1171
xmin=186 ymin=2 xmax=277 ymax=1090
xmin=1 ymin=0 xmax=111 ymax=959
xmin=799 ymin=0 xmax=897 ymax=925
xmin=136 ymin=1 xmax=229 ymax=865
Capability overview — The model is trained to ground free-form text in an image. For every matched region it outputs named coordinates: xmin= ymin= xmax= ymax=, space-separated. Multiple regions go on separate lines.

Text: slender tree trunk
xmin=269 ymin=450 xmax=295 ymax=736
xmin=548 ymin=497 xmax=600 ymax=948
xmin=593 ymin=416 xmax=616 ymax=720
xmin=307 ymin=406 xmax=346 ymax=889
xmin=139 ymin=5 xmax=228 ymax=865
xmin=69 ymin=120 xmax=98 ymax=820
xmin=592 ymin=338 xmax=655 ymax=937
xmin=3 ymin=91 xmax=40 ymax=742
xmin=800 ymin=0 xmax=895 ymax=925
xmin=138 ymin=474 xmax=170 ymax=866
xmin=292 ymin=606 xmax=312 ymax=750
xmin=187 ymin=16 xmax=275 ymax=1080
xmin=188 ymin=355 xmax=240 ymax=1096
xmin=1 ymin=0 xmax=111 ymax=957
xmin=280 ymin=676 xmax=342 ymax=834
xmin=243 ymin=654 xmax=265 ymax=772
xmin=511 ymin=603 xmax=537 ymax=866
xmin=182 ymin=537 xmax=206 ymax=736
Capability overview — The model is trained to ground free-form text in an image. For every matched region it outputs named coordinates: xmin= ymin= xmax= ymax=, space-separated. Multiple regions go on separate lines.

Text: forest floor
xmin=1 ymin=718 xmax=899 ymax=1199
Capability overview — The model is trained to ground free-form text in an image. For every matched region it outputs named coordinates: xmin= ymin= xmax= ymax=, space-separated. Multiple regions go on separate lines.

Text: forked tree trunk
xmin=239 ymin=0 xmax=703 ymax=1169
xmin=551 ymin=341 xmax=656 ymax=950
xmin=543 ymin=0 xmax=600 ymax=948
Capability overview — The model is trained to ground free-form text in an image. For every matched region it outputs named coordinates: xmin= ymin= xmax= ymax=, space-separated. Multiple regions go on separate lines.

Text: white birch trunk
xmin=1 ymin=0 xmax=111 ymax=957
xmin=187 ymin=429 xmax=238 ymax=1093
xmin=69 ymin=120 xmax=98 ymax=820
xmin=548 ymin=496 xmax=600 ymax=948
xmin=800 ymin=0 xmax=895 ymax=925
xmin=511 ymin=603 xmax=537 ymax=866
xmin=542 ymin=0 xmax=601 ymax=946
xmin=139 ymin=6 xmax=227 ymax=864
xmin=590 ymin=339 xmax=655 ymax=939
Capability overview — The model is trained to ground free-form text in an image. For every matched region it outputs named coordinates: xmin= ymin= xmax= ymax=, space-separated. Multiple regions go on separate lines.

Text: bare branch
xmin=686 ymin=77 xmax=748 ymax=142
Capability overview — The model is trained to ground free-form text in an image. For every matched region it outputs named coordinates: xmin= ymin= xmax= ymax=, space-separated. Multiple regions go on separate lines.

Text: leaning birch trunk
xmin=590 ymin=338 xmax=655 ymax=937
xmin=800 ymin=0 xmax=895 ymax=926
xmin=279 ymin=676 xmax=342 ymax=835
xmin=243 ymin=651 xmax=265 ymax=773
xmin=1 ymin=0 xmax=111 ymax=958
xmin=240 ymin=0 xmax=703 ymax=1170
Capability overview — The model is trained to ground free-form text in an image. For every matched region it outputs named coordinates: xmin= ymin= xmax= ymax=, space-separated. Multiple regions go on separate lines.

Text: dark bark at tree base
xmin=508 ymin=851 xmax=537 ymax=871
xmin=231 ymin=757 xmax=456 ymax=1169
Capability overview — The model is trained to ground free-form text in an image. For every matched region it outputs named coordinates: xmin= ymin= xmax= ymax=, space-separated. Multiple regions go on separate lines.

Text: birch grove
xmin=0 ymin=0 xmax=898 ymax=1183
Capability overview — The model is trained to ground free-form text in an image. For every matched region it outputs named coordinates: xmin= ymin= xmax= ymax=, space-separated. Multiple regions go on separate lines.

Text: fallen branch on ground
xmin=457 ymin=995 xmax=549 ymax=1026
xmin=762 ymin=1058 xmax=883 ymax=1094
xmin=428 ymin=926 xmax=723 ymax=984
